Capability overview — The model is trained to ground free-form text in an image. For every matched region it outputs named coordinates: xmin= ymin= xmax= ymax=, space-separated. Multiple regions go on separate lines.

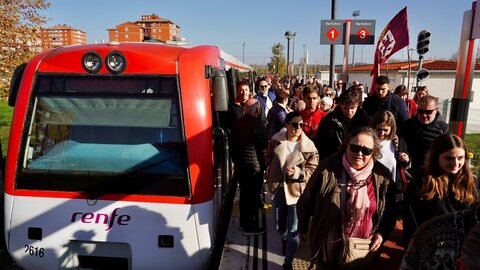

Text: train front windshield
xmin=16 ymin=75 xmax=189 ymax=197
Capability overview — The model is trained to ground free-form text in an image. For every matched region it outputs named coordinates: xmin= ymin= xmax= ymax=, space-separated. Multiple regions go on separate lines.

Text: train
xmin=3 ymin=42 xmax=253 ymax=269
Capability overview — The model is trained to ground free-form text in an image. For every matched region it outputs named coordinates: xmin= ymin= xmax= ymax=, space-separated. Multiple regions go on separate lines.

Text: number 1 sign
xmin=321 ymin=20 xmax=344 ymax=45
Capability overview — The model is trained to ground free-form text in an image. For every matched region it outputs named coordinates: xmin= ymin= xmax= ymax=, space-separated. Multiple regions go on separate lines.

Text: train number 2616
xmin=24 ymin=245 xmax=45 ymax=257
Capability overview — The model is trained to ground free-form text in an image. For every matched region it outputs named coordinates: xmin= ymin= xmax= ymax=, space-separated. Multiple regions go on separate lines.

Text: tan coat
xmin=265 ymin=129 xmax=319 ymax=205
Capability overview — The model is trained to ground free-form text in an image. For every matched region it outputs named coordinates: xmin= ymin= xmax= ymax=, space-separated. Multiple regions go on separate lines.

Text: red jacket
xmin=406 ymin=98 xmax=417 ymax=117
xmin=300 ymin=108 xmax=327 ymax=140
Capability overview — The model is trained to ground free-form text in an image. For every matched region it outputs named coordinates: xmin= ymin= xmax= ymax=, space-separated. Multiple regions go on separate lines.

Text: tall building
xmin=108 ymin=14 xmax=181 ymax=43
xmin=41 ymin=24 xmax=87 ymax=51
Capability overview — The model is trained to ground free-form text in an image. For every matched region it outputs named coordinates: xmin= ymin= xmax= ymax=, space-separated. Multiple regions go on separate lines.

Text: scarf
xmin=342 ymin=154 xmax=374 ymax=238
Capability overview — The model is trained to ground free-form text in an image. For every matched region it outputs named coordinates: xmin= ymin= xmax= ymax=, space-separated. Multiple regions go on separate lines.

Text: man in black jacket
xmin=401 ymin=95 xmax=449 ymax=174
xmin=363 ymin=75 xmax=409 ymax=130
xmin=231 ymin=99 xmax=268 ymax=235
xmin=315 ymin=88 xmax=369 ymax=160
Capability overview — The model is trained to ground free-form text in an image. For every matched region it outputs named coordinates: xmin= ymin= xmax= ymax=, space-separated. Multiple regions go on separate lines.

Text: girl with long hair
xmin=403 ymin=133 xmax=477 ymax=245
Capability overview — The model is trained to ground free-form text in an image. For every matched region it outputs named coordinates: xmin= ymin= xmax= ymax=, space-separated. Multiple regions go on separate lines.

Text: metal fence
xmin=440 ymin=99 xmax=480 ymax=134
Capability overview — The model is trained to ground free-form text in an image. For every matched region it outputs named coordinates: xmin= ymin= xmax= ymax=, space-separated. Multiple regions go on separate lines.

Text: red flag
xmin=370 ymin=7 xmax=410 ymax=94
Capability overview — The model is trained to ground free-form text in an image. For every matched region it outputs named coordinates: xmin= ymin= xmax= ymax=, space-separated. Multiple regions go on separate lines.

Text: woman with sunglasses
xmin=297 ymin=127 xmax=397 ymax=269
xmin=402 ymin=133 xmax=477 ymax=246
xmin=266 ymin=111 xmax=319 ymax=270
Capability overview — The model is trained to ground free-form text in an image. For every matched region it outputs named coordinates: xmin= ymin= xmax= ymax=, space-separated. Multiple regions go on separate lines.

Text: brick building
xmin=41 ymin=24 xmax=87 ymax=51
xmin=108 ymin=14 xmax=180 ymax=43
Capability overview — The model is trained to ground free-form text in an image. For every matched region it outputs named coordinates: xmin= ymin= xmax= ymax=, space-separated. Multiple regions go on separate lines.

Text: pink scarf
xmin=342 ymin=154 xmax=374 ymax=238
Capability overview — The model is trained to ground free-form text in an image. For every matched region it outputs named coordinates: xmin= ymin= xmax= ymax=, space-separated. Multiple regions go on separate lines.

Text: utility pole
xmin=329 ymin=0 xmax=336 ymax=88
xmin=351 ymin=10 xmax=360 ymax=67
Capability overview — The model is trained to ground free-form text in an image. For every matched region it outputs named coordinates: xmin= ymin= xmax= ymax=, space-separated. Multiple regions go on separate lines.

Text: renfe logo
xmin=71 ymin=208 xmax=131 ymax=231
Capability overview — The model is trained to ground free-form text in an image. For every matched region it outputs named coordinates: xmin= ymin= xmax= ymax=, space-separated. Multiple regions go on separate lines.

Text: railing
xmin=439 ymin=99 xmax=480 ymax=134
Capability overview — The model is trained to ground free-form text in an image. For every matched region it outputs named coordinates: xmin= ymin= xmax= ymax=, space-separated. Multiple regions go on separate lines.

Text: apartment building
xmin=108 ymin=14 xmax=180 ymax=43
xmin=41 ymin=24 xmax=87 ymax=51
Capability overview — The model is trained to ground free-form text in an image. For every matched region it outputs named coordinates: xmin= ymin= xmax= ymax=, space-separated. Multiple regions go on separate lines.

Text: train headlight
xmin=82 ymin=51 xmax=102 ymax=74
xmin=106 ymin=51 xmax=127 ymax=74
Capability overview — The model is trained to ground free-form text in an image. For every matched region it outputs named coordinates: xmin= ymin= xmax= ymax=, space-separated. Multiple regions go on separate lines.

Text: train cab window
xmin=17 ymin=75 xmax=189 ymax=197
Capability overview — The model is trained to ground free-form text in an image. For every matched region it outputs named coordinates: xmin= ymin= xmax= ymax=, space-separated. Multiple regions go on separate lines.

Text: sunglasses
xmin=418 ymin=108 xmax=436 ymax=115
xmin=349 ymin=144 xmax=373 ymax=155
xmin=289 ymin=122 xmax=305 ymax=129
xmin=259 ymin=85 xmax=268 ymax=88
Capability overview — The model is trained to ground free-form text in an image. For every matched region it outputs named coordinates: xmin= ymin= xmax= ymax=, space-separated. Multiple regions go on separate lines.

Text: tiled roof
xmin=347 ymin=60 xmax=479 ymax=72
xmin=116 ymin=22 xmax=143 ymax=28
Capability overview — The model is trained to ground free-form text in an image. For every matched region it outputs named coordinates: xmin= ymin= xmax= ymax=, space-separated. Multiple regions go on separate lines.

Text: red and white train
xmin=4 ymin=42 xmax=252 ymax=269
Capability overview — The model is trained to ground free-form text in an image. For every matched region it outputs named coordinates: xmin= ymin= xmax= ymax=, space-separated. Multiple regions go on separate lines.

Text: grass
xmin=0 ymin=101 xmax=13 ymax=159
xmin=464 ymin=133 xmax=480 ymax=174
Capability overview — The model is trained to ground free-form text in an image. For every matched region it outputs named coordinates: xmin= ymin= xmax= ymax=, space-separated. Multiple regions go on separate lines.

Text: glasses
xmin=349 ymin=144 xmax=373 ymax=155
xmin=418 ymin=108 xmax=437 ymax=115
xmin=259 ymin=85 xmax=268 ymax=88
xmin=289 ymin=122 xmax=305 ymax=129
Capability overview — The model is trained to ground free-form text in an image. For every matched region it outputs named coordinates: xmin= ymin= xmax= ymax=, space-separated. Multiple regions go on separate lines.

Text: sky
xmin=40 ymin=0 xmax=475 ymax=66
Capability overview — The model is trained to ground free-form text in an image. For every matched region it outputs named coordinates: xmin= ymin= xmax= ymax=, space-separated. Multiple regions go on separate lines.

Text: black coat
xmin=401 ymin=113 xmax=449 ymax=174
xmin=402 ymin=169 xmax=473 ymax=246
xmin=314 ymin=105 xmax=369 ymax=160
xmin=363 ymin=91 xmax=409 ymax=131
xmin=231 ymin=114 xmax=267 ymax=173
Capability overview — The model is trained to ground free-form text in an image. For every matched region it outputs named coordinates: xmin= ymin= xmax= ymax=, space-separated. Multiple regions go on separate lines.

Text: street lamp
xmin=285 ymin=31 xmax=294 ymax=76
xmin=274 ymin=44 xmax=280 ymax=75
xmin=292 ymin=32 xmax=297 ymax=74
xmin=351 ymin=10 xmax=360 ymax=67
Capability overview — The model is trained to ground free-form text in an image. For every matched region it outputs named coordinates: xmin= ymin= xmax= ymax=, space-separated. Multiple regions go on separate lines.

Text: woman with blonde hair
xmin=403 ymin=133 xmax=477 ymax=245
xmin=412 ymin=86 xmax=428 ymax=104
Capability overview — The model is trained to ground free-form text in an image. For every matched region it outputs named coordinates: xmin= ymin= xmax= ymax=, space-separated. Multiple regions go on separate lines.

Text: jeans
xmin=272 ymin=187 xmax=299 ymax=264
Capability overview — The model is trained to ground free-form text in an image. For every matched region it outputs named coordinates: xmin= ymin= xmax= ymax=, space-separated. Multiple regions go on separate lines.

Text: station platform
xmin=219 ymin=188 xmax=405 ymax=270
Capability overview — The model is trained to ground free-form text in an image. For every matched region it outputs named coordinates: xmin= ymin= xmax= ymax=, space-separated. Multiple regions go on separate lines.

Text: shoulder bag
xmin=337 ymin=170 xmax=377 ymax=269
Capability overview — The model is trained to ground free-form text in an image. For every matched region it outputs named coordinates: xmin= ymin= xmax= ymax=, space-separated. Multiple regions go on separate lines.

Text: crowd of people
xmin=228 ymin=74 xmax=479 ymax=270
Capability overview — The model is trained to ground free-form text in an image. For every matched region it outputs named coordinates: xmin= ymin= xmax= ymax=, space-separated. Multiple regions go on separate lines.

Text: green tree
xmin=0 ymin=0 xmax=50 ymax=99
xmin=268 ymin=43 xmax=286 ymax=75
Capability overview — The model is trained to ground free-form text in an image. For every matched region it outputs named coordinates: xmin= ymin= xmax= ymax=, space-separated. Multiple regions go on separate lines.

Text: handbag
xmin=338 ymin=237 xmax=375 ymax=269
xmin=337 ymin=170 xmax=376 ymax=269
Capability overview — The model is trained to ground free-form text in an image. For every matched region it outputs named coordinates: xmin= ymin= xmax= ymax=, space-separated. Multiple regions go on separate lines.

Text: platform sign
xmin=321 ymin=20 xmax=344 ymax=44
xmin=350 ymin=20 xmax=376 ymax=44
